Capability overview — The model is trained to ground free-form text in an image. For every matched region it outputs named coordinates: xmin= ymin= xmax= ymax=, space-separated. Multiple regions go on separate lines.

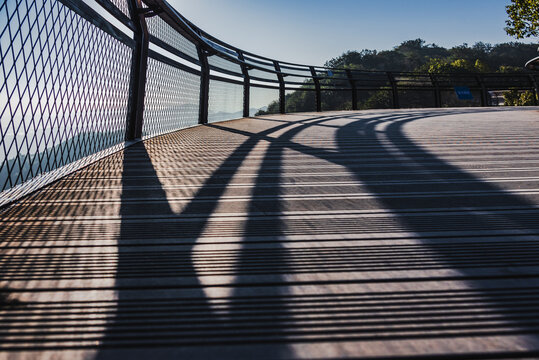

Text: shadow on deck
xmin=1 ymin=108 xmax=539 ymax=359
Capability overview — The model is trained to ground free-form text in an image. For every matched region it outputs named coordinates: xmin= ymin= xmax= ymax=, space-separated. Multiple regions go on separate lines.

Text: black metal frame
xmin=126 ymin=0 xmax=150 ymax=141
xmin=1 ymin=0 xmax=538 ymax=203
xmin=526 ymin=56 xmax=539 ymax=71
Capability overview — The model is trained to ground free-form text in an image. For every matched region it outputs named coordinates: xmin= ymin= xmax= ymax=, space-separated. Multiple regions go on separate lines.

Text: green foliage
xmin=362 ymin=91 xmax=393 ymax=109
xmin=418 ymin=58 xmax=454 ymax=73
xmin=256 ymin=40 xmax=536 ymax=115
xmin=503 ymin=89 xmax=537 ymax=106
xmin=474 ymin=59 xmax=491 ymax=72
xmin=255 ymin=100 xmax=279 ymax=116
xmin=505 ymin=0 xmax=539 ymax=38
xmin=498 ymin=65 xmax=527 ymax=73
xmin=325 ymin=40 xmax=537 ymax=73
xmin=285 ymin=90 xmax=316 ymax=113
xmin=418 ymin=58 xmax=491 ymax=74
xmin=519 ymin=90 xmax=537 ymax=105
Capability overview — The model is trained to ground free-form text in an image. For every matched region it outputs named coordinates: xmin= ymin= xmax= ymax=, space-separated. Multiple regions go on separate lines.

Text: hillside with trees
xmin=256 ymin=40 xmax=538 ymax=115
xmin=325 ymin=40 xmax=536 ymax=73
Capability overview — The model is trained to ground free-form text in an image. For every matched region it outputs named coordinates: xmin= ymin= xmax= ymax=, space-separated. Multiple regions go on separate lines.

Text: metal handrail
xmin=0 ymin=0 xmax=538 ymax=207
xmin=526 ymin=56 xmax=539 ymax=71
xmin=141 ymin=0 xmax=539 ymax=78
xmin=136 ymin=0 xmax=539 ymax=106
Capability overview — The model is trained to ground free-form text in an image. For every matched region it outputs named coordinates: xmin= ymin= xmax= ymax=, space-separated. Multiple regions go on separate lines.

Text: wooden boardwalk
xmin=1 ymin=108 xmax=539 ymax=359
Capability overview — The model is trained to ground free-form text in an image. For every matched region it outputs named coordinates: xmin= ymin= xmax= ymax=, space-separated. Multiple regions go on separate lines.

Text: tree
xmin=503 ymin=89 xmax=537 ymax=105
xmin=418 ymin=58 xmax=485 ymax=73
xmin=505 ymin=0 xmax=539 ymax=38
xmin=256 ymin=41 xmax=537 ymax=115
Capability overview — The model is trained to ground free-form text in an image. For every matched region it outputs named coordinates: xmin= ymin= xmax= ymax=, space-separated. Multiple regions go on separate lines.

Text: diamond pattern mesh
xmin=208 ymin=55 xmax=242 ymax=76
xmin=142 ymin=56 xmax=201 ymax=138
xmin=250 ymin=86 xmax=279 ymax=116
xmin=2 ymin=0 xmax=536 ymax=203
xmin=398 ymin=90 xmax=436 ymax=108
xmin=285 ymin=76 xmax=315 ymax=90
xmin=146 ymin=15 xmax=198 ymax=60
xmin=107 ymin=0 xmax=130 ymax=17
xmin=243 ymin=56 xmax=274 ymax=70
xmin=208 ymin=79 xmax=243 ymax=123
xmin=249 ymin=68 xmax=278 ymax=82
xmin=285 ymin=90 xmax=316 ymax=113
xmin=321 ymin=90 xmax=353 ymax=111
xmin=279 ymin=66 xmax=312 ymax=77
xmin=0 ymin=0 xmax=132 ymax=193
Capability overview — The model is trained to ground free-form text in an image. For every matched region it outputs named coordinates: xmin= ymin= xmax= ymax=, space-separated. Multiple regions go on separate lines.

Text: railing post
xmin=310 ymin=66 xmax=322 ymax=112
xmin=387 ymin=72 xmax=400 ymax=109
xmin=274 ymin=61 xmax=286 ymax=114
xmin=346 ymin=69 xmax=358 ymax=110
xmin=476 ymin=75 xmax=489 ymax=107
xmin=237 ymin=51 xmax=250 ymax=118
xmin=430 ymin=74 xmax=442 ymax=108
xmin=530 ymin=74 xmax=539 ymax=105
xmin=198 ymin=47 xmax=210 ymax=124
xmin=125 ymin=0 xmax=150 ymax=141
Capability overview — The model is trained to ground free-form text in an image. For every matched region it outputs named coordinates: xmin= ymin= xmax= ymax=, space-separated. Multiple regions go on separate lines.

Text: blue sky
xmin=169 ymin=0 xmax=536 ymax=65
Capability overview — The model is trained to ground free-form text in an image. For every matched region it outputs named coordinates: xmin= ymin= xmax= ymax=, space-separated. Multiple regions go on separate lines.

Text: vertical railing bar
xmin=310 ymin=66 xmax=322 ymax=112
xmin=476 ymin=75 xmax=489 ymax=107
xmin=198 ymin=47 xmax=210 ymax=124
xmin=346 ymin=69 xmax=358 ymax=111
xmin=274 ymin=61 xmax=286 ymax=114
xmin=530 ymin=74 xmax=539 ymax=106
xmin=430 ymin=74 xmax=441 ymax=108
xmin=387 ymin=72 xmax=400 ymax=109
xmin=125 ymin=0 xmax=149 ymax=141
xmin=238 ymin=51 xmax=250 ymax=118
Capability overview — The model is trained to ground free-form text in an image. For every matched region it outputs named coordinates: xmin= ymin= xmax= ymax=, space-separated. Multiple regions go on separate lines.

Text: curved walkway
xmin=1 ymin=108 xmax=539 ymax=359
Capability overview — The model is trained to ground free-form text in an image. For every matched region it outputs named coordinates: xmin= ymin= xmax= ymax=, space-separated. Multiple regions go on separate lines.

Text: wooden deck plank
xmin=1 ymin=108 xmax=539 ymax=359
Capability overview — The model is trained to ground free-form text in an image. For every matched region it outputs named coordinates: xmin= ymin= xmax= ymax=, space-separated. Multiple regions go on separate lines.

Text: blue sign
xmin=454 ymin=86 xmax=474 ymax=100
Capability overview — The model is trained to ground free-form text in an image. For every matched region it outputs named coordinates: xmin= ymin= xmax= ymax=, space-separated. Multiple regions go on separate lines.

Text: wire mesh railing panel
xmin=1 ymin=0 xmax=536 ymax=205
xmin=322 ymin=90 xmax=353 ymax=111
xmin=142 ymin=56 xmax=201 ymax=138
xmin=250 ymin=86 xmax=280 ymax=116
xmin=249 ymin=68 xmax=278 ymax=82
xmin=104 ymin=0 xmax=130 ymax=18
xmin=320 ymin=79 xmax=351 ymax=90
xmin=394 ymin=74 xmax=433 ymax=87
xmin=398 ymin=90 xmax=436 ymax=108
xmin=243 ymin=56 xmax=275 ymax=71
xmin=146 ymin=15 xmax=199 ymax=61
xmin=208 ymin=55 xmax=242 ymax=76
xmin=284 ymin=75 xmax=315 ymax=89
xmin=285 ymin=90 xmax=316 ymax=113
xmin=434 ymin=75 xmax=479 ymax=88
xmin=358 ymin=90 xmax=394 ymax=109
xmin=482 ymin=75 xmax=533 ymax=89
xmin=279 ymin=65 xmax=312 ymax=77
xmin=0 ymin=0 xmax=132 ymax=193
xmin=440 ymin=90 xmax=482 ymax=107
xmin=352 ymin=72 xmax=392 ymax=89
xmin=208 ymin=79 xmax=243 ymax=123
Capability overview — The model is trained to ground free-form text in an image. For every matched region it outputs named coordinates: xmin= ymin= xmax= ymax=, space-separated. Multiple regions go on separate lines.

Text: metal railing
xmin=1 ymin=0 xmax=538 ymax=206
xmin=526 ymin=56 xmax=539 ymax=71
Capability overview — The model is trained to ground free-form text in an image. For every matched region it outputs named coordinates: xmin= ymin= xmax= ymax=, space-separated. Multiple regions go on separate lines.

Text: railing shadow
xmin=96 ymin=141 xmax=212 ymax=353
xmin=96 ymin=119 xmax=305 ymax=358
xmin=97 ymin=109 xmax=539 ymax=358
xmin=0 ymin=289 xmax=22 ymax=309
xmin=209 ymin=109 xmax=539 ymax=349
xmin=296 ymin=109 xmax=539 ymax=337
